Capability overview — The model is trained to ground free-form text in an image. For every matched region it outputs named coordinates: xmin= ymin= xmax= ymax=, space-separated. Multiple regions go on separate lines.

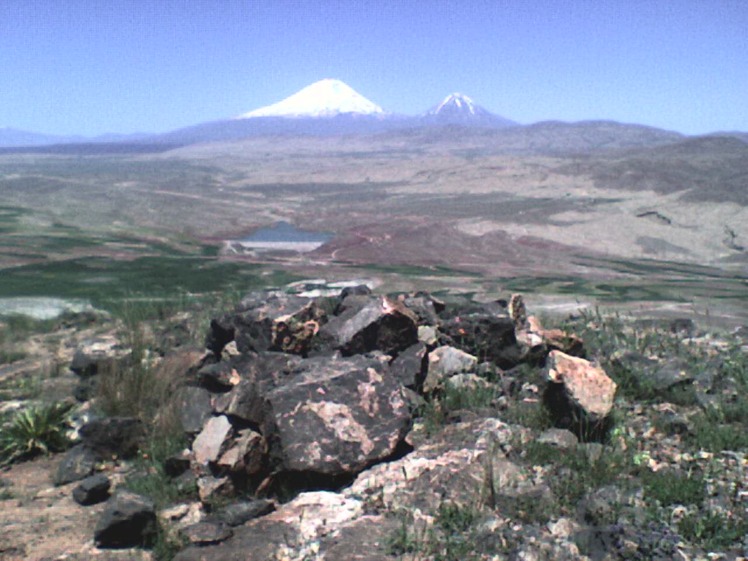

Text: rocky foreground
xmin=0 ymin=285 xmax=746 ymax=561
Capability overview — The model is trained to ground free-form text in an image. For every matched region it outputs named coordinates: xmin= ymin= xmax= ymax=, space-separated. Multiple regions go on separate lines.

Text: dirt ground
xmin=0 ymin=454 xmax=150 ymax=561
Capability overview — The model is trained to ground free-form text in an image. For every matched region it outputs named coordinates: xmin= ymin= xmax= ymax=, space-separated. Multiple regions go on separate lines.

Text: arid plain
xmin=1 ymin=124 xmax=746 ymax=324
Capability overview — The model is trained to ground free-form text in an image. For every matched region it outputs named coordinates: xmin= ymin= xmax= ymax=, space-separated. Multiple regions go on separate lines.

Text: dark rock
xmin=318 ymin=514 xmax=399 ymax=561
xmin=174 ymin=469 xmax=199 ymax=495
xmin=69 ymin=336 xmax=126 ymax=378
xmin=155 ymin=315 xmax=195 ymax=353
xmin=669 ymin=317 xmax=696 ymax=335
xmin=537 ymin=428 xmax=579 ymax=449
xmin=333 ymin=291 xmax=375 ymax=316
xmin=216 ymin=429 xmax=267 ymax=476
xmin=650 ymin=358 xmax=694 ymax=391
xmin=180 ymin=521 xmax=233 ymax=545
xmin=164 ymin=449 xmax=192 ymax=477
xmin=401 ymin=293 xmax=441 ymax=326
xmin=79 ymin=417 xmax=144 ymax=458
xmin=610 ymin=350 xmax=657 ymax=372
xmin=94 ymin=490 xmax=157 ymax=548
xmin=205 ymin=316 xmax=235 ymax=357
xmin=440 ymin=311 xmax=522 ymax=368
xmin=389 ymin=342 xmax=428 ymax=389
xmin=658 ymin=411 xmax=692 ymax=435
xmin=177 ymin=386 xmax=213 ymax=433
xmin=173 ymin=518 xmax=289 ymax=561
xmin=338 ymin=284 xmax=372 ymax=303
xmin=415 ymin=290 xmax=445 ymax=314
xmin=72 ymin=377 xmax=97 ymax=402
xmin=174 ymin=491 xmax=363 ymax=561
xmin=54 ymin=444 xmax=99 ymax=486
xmin=215 ymin=499 xmax=276 ymax=527
xmin=212 ymin=353 xmax=304 ymax=424
xmin=72 ymin=473 xmax=111 ymax=505
xmin=262 ymin=355 xmax=411 ymax=476
xmin=197 ymin=362 xmax=241 ymax=393
xmin=232 ymin=292 xmax=327 ymax=355
xmin=314 ymin=296 xmax=418 ymax=357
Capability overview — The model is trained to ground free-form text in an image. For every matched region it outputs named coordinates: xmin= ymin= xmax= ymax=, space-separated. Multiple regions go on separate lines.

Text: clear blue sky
xmin=1 ymin=0 xmax=746 ymax=136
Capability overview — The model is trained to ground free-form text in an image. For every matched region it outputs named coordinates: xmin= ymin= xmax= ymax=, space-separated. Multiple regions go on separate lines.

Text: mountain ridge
xmin=2 ymin=79 xmax=746 ymax=149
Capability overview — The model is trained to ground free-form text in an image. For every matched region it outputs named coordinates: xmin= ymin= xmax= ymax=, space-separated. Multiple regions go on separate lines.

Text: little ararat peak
xmin=430 ymin=93 xmax=479 ymax=116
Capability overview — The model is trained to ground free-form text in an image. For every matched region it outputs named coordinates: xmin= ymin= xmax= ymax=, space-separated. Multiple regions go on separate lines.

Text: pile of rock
xmin=58 ymin=286 xmax=619 ymax=556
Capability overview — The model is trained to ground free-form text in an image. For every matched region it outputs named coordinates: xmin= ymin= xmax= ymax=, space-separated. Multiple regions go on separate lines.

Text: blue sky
xmin=1 ymin=0 xmax=746 ymax=136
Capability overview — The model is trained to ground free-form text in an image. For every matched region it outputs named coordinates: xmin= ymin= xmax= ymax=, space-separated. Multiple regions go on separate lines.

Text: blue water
xmin=241 ymin=221 xmax=333 ymax=243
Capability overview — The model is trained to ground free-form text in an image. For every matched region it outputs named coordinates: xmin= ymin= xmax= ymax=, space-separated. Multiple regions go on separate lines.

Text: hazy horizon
xmin=1 ymin=0 xmax=746 ymax=137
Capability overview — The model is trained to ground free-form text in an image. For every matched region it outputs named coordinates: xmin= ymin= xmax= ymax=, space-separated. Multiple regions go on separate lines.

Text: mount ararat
xmin=6 ymin=78 xmax=738 ymax=152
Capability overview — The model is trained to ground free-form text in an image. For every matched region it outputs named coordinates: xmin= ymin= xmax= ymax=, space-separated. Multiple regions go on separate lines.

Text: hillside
xmin=0 ymin=284 xmax=746 ymax=560
xmin=0 ymin=128 xmax=746 ymax=328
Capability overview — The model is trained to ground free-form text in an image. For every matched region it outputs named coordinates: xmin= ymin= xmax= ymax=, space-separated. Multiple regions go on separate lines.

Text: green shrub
xmin=386 ymin=509 xmax=423 ymax=557
xmin=678 ymin=511 xmax=748 ymax=551
xmin=387 ymin=503 xmax=483 ymax=561
xmin=124 ymin=432 xmax=193 ymax=509
xmin=642 ymin=469 xmax=704 ymax=507
xmin=0 ymin=402 xmax=73 ymax=465
xmin=523 ymin=441 xmax=632 ymax=513
xmin=688 ymin=414 xmax=748 ymax=452
xmin=416 ymin=381 xmax=501 ymax=435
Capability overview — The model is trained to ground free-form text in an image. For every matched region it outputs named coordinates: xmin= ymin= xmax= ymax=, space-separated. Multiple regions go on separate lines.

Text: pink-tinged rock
xmin=545 ymin=350 xmax=616 ymax=419
xmin=232 ymin=293 xmax=328 ymax=356
xmin=197 ymin=475 xmax=232 ymax=503
xmin=192 ymin=415 xmax=232 ymax=465
xmin=528 ymin=316 xmax=584 ymax=356
xmin=262 ymin=355 xmax=411 ymax=476
xmin=173 ymin=492 xmax=366 ymax=561
xmin=313 ymin=296 xmax=418 ymax=357
xmin=516 ymin=316 xmax=585 ymax=363
xmin=423 ymin=346 xmax=478 ymax=392
xmin=217 ymin=429 xmax=267 ymax=475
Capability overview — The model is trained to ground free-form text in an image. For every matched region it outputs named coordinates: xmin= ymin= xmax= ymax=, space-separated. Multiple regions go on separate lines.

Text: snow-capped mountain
xmin=429 ymin=93 xmax=485 ymax=117
xmin=238 ymin=79 xmax=385 ymax=119
xmin=423 ymin=93 xmax=517 ymax=128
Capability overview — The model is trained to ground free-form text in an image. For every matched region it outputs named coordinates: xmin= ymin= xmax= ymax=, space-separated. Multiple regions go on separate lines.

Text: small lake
xmin=241 ymin=221 xmax=333 ymax=244
xmin=0 ymin=297 xmax=93 ymax=320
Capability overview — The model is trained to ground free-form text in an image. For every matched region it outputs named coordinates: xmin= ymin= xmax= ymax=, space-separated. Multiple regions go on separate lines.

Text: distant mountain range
xmin=1 ymin=79 xmax=746 ymax=152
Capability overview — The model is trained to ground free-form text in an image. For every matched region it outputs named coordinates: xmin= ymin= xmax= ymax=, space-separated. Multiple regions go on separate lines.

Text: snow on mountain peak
xmin=238 ymin=79 xmax=385 ymax=119
xmin=431 ymin=93 xmax=479 ymax=116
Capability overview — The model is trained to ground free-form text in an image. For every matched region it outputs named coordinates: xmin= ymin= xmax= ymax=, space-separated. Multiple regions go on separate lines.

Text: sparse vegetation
xmin=387 ymin=502 xmax=483 ymax=561
xmin=0 ymin=402 xmax=73 ymax=465
xmin=678 ymin=511 xmax=748 ymax=552
xmin=641 ymin=468 xmax=705 ymax=507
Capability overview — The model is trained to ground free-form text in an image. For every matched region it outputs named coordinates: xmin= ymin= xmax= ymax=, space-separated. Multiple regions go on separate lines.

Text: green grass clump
xmin=0 ymin=314 xmax=63 ymax=365
xmin=688 ymin=414 xmax=748 ymax=453
xmin=523 ymin=441 xmax=632 ymax=514
xmin=0 ymin=402 xmax=73 ymax=465
xmin=678 ymin=511 xmax=748 ymax=552
xmin=417 ymin=381 xmax=501 ymax=435
xmin=124 ymin=432 xmax=193 ymax=509
xmin=641 ymin=469 xmax=704 ymax=507
xmin=387 ymin=502 xmax=483 ymax=561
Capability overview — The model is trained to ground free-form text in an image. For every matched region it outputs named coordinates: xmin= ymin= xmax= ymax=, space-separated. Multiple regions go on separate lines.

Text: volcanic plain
xmin=0 ymin=125 xmax=746 ymax=324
